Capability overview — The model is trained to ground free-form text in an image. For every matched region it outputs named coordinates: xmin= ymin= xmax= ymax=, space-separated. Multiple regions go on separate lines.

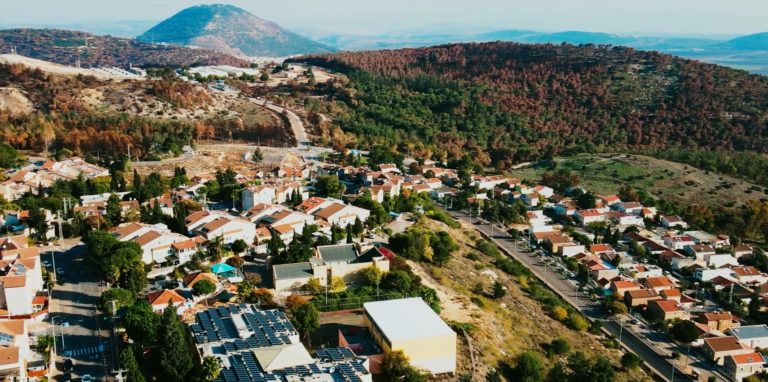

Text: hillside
xmin=0 ymin=28 xmax=248 ymax=67
xmin=138 ymin=4 xmax=333 ymax=57
xmin=295 ymin=42 xmax=768 ymax=170
xmin=0 ymin=61 xmax=284 ymax=160
xmin=719 ymin=32 xmax=768 ymax=51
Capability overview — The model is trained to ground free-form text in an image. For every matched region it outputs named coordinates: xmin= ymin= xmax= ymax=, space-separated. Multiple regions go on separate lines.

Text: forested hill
xmin=296 ymin=42 xmax=768 ymax=169
xmin=0 ymin=29 xmax=249 ymax=67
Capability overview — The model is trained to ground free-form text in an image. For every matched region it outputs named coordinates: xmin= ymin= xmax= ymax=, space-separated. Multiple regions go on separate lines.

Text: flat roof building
xmin=363 ymin=298 xmax=456 ymax=375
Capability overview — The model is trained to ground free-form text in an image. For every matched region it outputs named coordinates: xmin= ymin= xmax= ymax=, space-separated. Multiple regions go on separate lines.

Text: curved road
xmin=250 ymin=98 xmax=309 ymax=148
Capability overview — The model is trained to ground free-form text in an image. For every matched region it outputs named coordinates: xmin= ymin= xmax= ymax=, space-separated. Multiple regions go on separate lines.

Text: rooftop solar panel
xmin=222 ymin=369 xmax=237 ymax=382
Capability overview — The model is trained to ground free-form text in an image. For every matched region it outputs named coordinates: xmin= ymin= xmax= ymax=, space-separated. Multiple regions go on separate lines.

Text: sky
xmin=1 ymin=0 xmax=766 ymax=37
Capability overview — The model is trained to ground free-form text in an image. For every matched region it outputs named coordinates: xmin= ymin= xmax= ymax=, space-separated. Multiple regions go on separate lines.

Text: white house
xmin=695 ymin=267 xmax=737 ymax=282
xmin=241 ymin=186 xmax=277 ymax=211
xmin=574 ymin=209 xmax=605 ymax=226
xmin=313 ymin=203 xmax=370 ymax=228
xmin=661 ymin=215 xmax=688 ymax=229
xmin=196 ymin=217 xmax=256 ymax=245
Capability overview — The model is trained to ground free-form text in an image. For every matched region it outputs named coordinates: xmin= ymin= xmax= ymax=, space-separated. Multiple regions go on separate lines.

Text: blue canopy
xmin=211 ymin=262 xmax=236 ymax=274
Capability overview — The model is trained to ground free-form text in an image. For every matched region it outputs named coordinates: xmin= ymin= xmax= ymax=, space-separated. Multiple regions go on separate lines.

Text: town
xmin=0 ymin=134 xmax=767 ymax=382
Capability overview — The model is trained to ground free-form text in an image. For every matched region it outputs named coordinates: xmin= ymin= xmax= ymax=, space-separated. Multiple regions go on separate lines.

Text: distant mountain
xmin=0 ymin=29 xmax=248 ymax=68
xmin=719 ymin=32 xmax=768 ymax=51
xmin=138 ymin=4 xmax=334 ymax=57
xmin=0 ymin=20 xmax=157 ymax=38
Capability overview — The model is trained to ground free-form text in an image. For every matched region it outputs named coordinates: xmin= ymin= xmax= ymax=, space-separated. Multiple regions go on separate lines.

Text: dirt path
xmin=407 ymin=260 xmax=480 ymax=323
xmin=249 ymin=98 xmax=309 ymax=147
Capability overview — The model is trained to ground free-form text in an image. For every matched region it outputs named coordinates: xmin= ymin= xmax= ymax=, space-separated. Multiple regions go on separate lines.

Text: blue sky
xmin=1 ymin=0 xmax=766 ymax=37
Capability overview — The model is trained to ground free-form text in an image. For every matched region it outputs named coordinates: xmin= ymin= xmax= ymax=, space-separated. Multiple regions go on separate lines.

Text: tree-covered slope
xmin=296 ymin=42 xmax=768 ymax=169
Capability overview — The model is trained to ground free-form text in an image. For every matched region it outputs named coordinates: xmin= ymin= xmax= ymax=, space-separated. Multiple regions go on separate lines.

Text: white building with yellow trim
xmin=363 ymin=298 xmax=456 ymax=375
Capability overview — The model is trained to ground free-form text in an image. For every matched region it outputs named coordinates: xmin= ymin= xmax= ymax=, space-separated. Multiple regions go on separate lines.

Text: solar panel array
xmin=189 ymin=304 xmax=370 ymax=382
xmin=212 ymin=348 xmax=369 ymax=382
xmin=192 ymin=304 xmax=297 ymax=347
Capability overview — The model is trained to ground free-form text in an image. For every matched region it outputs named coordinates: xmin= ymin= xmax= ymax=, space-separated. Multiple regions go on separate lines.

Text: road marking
xmin=63 ymin=345 xmax=104 ymax=357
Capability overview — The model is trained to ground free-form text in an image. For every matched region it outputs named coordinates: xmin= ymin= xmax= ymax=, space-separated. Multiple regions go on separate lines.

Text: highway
xmin=444 ymin=208 xmax=708 ymax=382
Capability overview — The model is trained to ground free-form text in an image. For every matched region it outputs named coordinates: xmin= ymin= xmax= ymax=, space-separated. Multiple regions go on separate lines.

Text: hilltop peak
xmin=137 ymin=4 xmax=334 ymax=57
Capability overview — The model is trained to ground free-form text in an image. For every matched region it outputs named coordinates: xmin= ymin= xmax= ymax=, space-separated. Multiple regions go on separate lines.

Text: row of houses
xmin=1 ymin=157 xmax=109 ymax=201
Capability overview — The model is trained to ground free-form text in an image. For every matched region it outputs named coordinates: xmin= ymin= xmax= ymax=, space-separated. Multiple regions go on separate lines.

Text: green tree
xmin=606 ymin=300 xmax=628 ymax=315
xmin=360 ymin=266 xmax=383 ymax=288
xmin=303 ymin=278 xmax=323 ymax=294
xmin=0 ymin=143 xmax=21 ymax=168
xmin=201 ymin=356 xmax=221 ymax=381
xmin=252 ymin=148 xmax=263 ymax=163
xmin=315 ymin=175 xmax=344 ymax=198
xmin=98 ymin=288 xmax=135 ymax=314
xmin=105 ymin=193 xmax=123 ymax=226
xmin=119 ymin=263 xmax=147 ymax=295
xmin=575 ymin=191 xmax=597 ymax=209
xmin=492 ymin=281 xmax=506 ymax=299
xmin=124 ymin=300 xmax=161 ymax=347
xmin=550 ymin=338 xmax=571 ymax=355
xmin=159 ymin=304 xmax=194 ymax=382
xmin=381 ymin=350 xmax=426 ymax=382
xmin=290 ymin=303 xmax=320 ymax=343
xmin=514 ymin=351 xmax=545 ymax=382
xmin=35 ymin=335 xmax=54 ymax=364
xmin=192 ymin=279 xmax=217 ymax=296
xmin=588 ymin=357 xmax=615 ymax=382
xmin=669 ymin=319 xmax=700 ymax=344
xmin=120 ymin=346 xmax=146 ymax=382
xmin=620 ymin=352 xmax=641 ymax=370
xmin=547 ymin=363 xmax=570 ymax=382
xmin=230 ymin=239 xmax=248 ymax=254
xmin=568 ymin=313 xmax=589 ymax=332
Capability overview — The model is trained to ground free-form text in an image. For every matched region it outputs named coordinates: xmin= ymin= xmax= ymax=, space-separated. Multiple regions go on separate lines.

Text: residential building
xmin=609 ymin=280 xmax=641 ymax=298
xmin=273 ymin=245 xmax=391 ymax=293
xmin=645 ymin=276 xmax=676 ymax=293
xmin=698 ymin=311 xmax=740 ymax=333
xmin=732 ymin=266 xmax=768 ymax=285
xmin=114 ymin=223 xmax=194 ymax=264
xmin=661 ymin=215 xmax=688 ymax=229
xmin=624 ymin=289 xmax=661 ymax=307
xmin=647 ymin=299 xmax=689 ymax=322
xmin=574 ymin=209 xmax=605 ymax=226
xmin=730 ymin=325 xmax=768 ymax=350
xmin=146 ymin=289 xmax=194 ymax=316
xmin=702 ymin=336 xmax=753 ymax=365
xmin=724 ymin=352 xmax=766 ymax=382
xmin=196 ymin=217 xmax=256 ymax=245
xmin=363 ymin=298 xmax=456 ymax=375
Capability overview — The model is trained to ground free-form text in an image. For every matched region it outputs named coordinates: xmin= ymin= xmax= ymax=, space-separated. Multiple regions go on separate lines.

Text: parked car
xmin=81 ymin=375 xmax=92 ymax=382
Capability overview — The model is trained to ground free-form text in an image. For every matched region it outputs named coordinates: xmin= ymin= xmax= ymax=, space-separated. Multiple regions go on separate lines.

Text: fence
xmin=312 ymin=293 xmax=405 ymax=313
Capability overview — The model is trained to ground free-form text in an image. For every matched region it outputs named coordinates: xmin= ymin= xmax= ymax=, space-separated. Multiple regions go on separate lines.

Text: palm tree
xmin=207 ymin=236 xmax=224 ymax=262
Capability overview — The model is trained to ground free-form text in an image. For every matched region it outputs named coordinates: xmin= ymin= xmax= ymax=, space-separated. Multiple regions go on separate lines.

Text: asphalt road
xmin=44 ymin=244 xmax=110 ymax=381
xmin=445 ymin=209 xmax=708 ymax=382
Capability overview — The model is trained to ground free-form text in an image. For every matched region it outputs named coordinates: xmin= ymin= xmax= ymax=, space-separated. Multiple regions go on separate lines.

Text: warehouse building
xmin=363 ymin=298 xmax=456 ymax=375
